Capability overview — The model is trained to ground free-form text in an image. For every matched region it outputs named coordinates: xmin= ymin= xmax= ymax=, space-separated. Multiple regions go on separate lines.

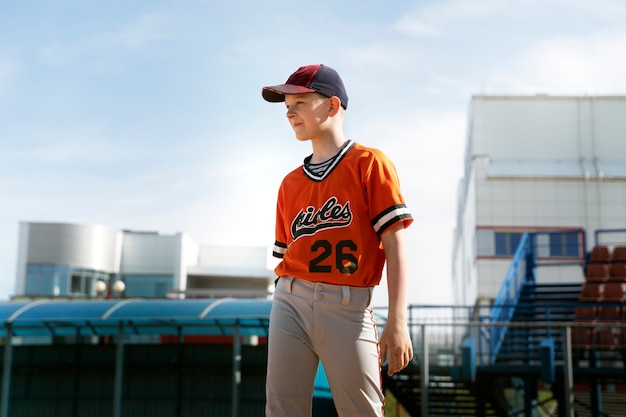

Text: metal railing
xmin=488 ymin=233 xmax=532 ymax=363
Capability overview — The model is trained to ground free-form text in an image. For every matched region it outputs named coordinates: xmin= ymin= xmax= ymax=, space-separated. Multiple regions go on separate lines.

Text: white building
xmin=15 ymin=222 xmax=276 ymax=299
xmin=452 ymin=95 xmax=626 ymax=307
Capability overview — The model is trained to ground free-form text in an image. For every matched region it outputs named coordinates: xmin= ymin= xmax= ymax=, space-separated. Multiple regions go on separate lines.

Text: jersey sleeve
xmin=272 ymin=181 xmax=289 ymax=259
xmin=364 ymin=149 xmax=413 ymax=234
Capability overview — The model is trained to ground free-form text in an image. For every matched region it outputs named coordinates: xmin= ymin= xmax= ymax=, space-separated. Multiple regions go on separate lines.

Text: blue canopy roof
xmin=0 ymin=298 xmax=272 ymax=337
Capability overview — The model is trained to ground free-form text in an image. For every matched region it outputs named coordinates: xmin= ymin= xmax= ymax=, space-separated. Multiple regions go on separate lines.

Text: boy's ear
xmin=328 ymin=96 xmax=342 ymax=116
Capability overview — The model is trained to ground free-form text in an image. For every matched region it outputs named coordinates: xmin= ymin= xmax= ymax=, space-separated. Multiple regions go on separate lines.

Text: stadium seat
xmin=608 ymin=262 xmax=626 ymax=282
xmin=572 ymin=326 xmax=594 ymax=350
xmin=598 ymin=303 xmax=622 ymax=322
xmin=574 ymin=304 xmax=598 ymax=320
xmin=579 ymin=283 xmax=603 ymax=302
xmin=598 ymin=282 xmax=625 ymax=325
xmin=572 ymin=305 xmax=598 ymax=350
xmin=594 ymin=326 xmax=617 ymax=350
xmin=619 ymin=307 xmax=626 ymax=349
xmin=611 ymin=245 xmax=626 ymax=263
xmin=618 ymin=329 xmax=626 ymax=350
xmin=585 ymin=263 xmax=609 ymax=283
xmin=594 ymin=284 xmax=621 ymax=351
xmin=589 ymin=245 xmax=611 ymax=263
xmin=602 ymin=282 xmax=625 ymax=302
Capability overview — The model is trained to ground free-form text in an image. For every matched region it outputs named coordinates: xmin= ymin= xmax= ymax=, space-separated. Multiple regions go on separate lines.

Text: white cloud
xmin=490 ymin=31 xmax=626 ymax=94
xmin=549 ymin=0 xmax=626 ymax=21
xmin=393 ymin=17 xmax=442 ymax=38
xmin=394 ymin=0 xmax=626 ymax=40
xmin=40 ymin=13 xmax=171 ymax=68
xmin=393 ymin=0 xmax=512 ymax=37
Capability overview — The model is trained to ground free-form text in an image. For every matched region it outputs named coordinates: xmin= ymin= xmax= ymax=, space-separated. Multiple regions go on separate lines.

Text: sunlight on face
xmin=284 ymin=93 xmax=331 ymax=141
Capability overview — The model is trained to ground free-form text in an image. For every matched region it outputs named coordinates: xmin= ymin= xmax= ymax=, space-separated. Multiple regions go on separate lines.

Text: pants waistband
xmin=276 ymin=277 xmax=373 ymax=307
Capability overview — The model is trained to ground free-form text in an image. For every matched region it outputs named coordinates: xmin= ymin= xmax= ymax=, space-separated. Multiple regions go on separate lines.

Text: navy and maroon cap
xmin=262 ymin=64 xmax=348 ymax=109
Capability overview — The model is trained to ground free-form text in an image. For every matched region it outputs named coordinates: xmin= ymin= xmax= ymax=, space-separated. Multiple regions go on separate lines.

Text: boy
xmin=262 ymin=64 xmax=413 ymax=417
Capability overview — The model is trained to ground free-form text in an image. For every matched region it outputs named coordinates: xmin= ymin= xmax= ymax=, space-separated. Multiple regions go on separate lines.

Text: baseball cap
xmin=262 ymin=64 xmax=348 ymax=109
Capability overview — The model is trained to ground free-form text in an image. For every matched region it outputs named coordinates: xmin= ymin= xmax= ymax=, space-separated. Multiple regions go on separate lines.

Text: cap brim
xmin=262 ymin=84 xmax=316 ymax=102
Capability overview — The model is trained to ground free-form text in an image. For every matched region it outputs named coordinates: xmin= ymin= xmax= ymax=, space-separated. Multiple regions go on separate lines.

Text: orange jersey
xmin=273 ymin=141 xmax=413 ymax=287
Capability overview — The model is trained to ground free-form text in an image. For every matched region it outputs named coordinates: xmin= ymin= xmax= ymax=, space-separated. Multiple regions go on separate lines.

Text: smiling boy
xmin=262 ymin=64 xmax=413 ymax=417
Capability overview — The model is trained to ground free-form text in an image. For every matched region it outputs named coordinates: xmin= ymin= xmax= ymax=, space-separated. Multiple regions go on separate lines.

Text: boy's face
xmin=284 ymin=93 xmax=330 ymax=141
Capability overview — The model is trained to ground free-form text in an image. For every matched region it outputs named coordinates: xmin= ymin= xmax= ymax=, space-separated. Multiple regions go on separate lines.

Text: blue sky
xmin=1 ymin=0 xmax=625 ymax=305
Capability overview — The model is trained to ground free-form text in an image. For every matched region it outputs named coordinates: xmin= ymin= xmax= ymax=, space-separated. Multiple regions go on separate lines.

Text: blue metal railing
xmin=487 ymin=233 xmax=534 ymax=363
xmin=595 ymin=228 xmax=626 ymax=246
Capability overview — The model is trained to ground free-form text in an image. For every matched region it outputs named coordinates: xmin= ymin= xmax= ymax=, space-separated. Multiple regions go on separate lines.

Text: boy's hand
xmin=379 ymin=318 xmax=413 ymax=376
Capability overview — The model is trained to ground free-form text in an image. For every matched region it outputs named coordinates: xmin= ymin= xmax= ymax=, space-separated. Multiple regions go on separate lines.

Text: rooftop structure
xmin=15 ymin=222 xmax=276 ymax=300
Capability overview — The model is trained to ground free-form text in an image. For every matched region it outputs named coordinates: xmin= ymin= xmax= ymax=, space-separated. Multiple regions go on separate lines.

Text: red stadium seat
xmin=611 ymin=246 xmax=626 ymax=263
xmin=603 ymin=282 xmax=625 ymax=302
xmin=618 ymin=329 xmax=626 ymax=350
xmin=572 ymin=326 xmax=594 ymax=350
xmin=572 ymin=305 xmax=599 ymax=350
xmin=579 ymin=283 xmax=603 ymax=302
xmin=608 ymin=262 xmax=626 ymax=282
xmin=594 ymin=326 xmax=617 ymax=350
xmin=598 ymin=282 xmax=625 ymax=324
xmin=585 ymin=263 xmax=608 ymax=283
xmin=589 ymin=245 xmax=611 ymax=264
xmin=574 ymin=305 xmax=598 ymax=321
xmin=598 ymin=303 xmax=622 ymax=323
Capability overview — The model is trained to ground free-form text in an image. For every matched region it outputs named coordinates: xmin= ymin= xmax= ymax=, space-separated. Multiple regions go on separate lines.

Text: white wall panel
xmin=472 ymin=97 xmax=580 ymax=160
xmin=120 ymin=232 xmax=179 ymax=274
xmin=25 ymin=223 xmax=122 ymax=273
xmin=594 ymin=98 xmax=626 ymax=159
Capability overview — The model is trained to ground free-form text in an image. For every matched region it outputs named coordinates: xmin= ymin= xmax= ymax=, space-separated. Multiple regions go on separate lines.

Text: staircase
xmin=573 ymin=386 xmax=626 ymax=417
xmin=384 ymin=282 xmax=626 ymax=416
xmin=383 ymin=364 xmax=507 ymax=416
xmin=495 ymin=282 xmax=581 ymax=364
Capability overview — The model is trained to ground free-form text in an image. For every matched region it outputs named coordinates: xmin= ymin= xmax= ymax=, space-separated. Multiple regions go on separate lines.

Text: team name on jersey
xmin=291 ymin=196 xmax=353 ymax=240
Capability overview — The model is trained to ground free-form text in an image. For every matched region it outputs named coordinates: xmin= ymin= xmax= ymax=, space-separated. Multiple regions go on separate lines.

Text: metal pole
xmin=71 ymin=327 xmax=81 ymax=417
xmin=0 ymin=325 xmax=13 ymax=417
xmin=175 ymin=327 xmax=183 ymax=417
xmin=232 ymin=322 xmax=241 ymax=417
xmin=420 ymin=324 xmax=429 ymax=417
xmin=112 ymin=323 xmax=125 ymax=417
xmin=562 ymin=326 xmax=574 ymax=417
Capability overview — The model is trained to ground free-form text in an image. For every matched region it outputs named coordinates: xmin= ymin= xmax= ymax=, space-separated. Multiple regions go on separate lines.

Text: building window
xmin=25 ymin=264 xmax=112 ymax=297
xmin=495 ymin=232 xmax=523 ymax=256
xmin=478 ymin=228 xmax=583 ymax=259
xmin=25 ymin=264 xmax=68 ymax=296
xmin=123 ymin=275 xmax=173 ymax=298
xmin=70 ymin=274 xmax=82 ymax=294
xmin=68 ymin=268 xmax=111 ymax=297
xmin=549 ymin=232 xmax=580 ymax=258
xmin=476 ymin=229 xmax=495 ymax=257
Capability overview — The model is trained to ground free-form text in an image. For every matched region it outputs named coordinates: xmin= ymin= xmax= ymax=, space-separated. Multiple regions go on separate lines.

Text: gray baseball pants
xmin=265 ymin=276 xmax=385 ymax=417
